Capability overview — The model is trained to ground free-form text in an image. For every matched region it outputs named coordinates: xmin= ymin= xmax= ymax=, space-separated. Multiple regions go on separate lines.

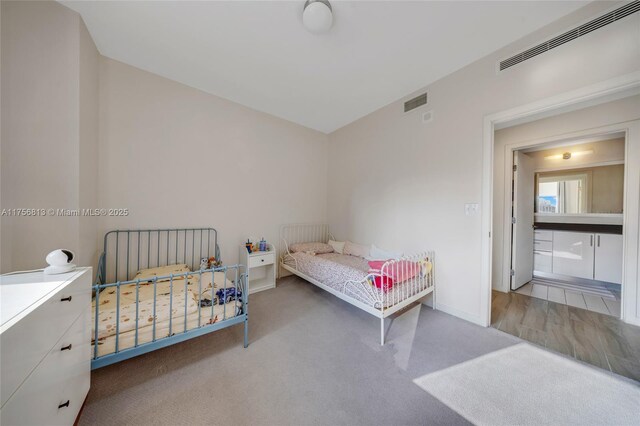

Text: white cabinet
xmin=534 ymin=250 xmax=552 ymax=273
xmin=240 ymin=244 xmax=276 ymax=294
xmin=533 ymin=230 xmax=553 ymax=274
xmin=594 ymin=234 xmax=623 ymax=284
xmin=552 ymin=231 xmax=595 ymax=280
xmin=549 ymin=231 xmax=623 ymax=284
xmin=0 ymin=268 xmax=91 ymax=425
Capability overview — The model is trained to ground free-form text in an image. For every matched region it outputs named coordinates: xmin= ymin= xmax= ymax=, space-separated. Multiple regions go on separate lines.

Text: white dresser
xmin=0 ymin=268 xmax=91 ymax=425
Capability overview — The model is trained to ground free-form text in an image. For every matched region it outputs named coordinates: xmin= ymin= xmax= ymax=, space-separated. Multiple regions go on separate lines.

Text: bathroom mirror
xmin=535 ymin=164 xmax=624 ymax=214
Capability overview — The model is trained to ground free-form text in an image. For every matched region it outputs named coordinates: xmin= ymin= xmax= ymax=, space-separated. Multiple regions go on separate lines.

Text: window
xmin=536 ymin=173 xmax=589 ymax=214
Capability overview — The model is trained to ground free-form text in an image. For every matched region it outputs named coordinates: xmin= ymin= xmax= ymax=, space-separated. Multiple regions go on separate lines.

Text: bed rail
xmin=97 ymin=228 xmax=220 ymax=285
xmin=343 ymin=251 xmax=435 ymax=316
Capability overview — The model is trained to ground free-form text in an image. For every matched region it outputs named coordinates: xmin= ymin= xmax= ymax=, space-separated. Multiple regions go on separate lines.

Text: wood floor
xmin=491 ymin=290 xmax=640 ymax=382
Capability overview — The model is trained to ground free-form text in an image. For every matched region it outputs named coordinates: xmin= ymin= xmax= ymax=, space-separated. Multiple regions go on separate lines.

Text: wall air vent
xmin=404 ymin=93 xmax=427 ymax=112
xmin=499 ymin=0 xmax=640 ymax=71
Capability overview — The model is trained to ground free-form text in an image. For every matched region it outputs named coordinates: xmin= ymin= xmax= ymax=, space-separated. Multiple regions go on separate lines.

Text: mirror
xmin=537 ymin=173 xmax=588 ymax=214
xmin=535 ymin=164 xmax=624 ymax=214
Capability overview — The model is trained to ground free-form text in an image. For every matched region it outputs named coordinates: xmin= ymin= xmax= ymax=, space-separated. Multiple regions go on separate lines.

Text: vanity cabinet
xmin=594 ymin=234 xmax=623 ymax=284
xmin=545 ymin=230 xmax=622 ymax=284
xmin=552 ymin=231 xmax=595 ymax=280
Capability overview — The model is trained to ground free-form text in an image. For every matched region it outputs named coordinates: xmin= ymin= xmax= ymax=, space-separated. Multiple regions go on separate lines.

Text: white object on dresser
xmin=240 ymin=244 xmax=276 ymax=294
xmin=0 ymin=267 xmax=91 ymax=426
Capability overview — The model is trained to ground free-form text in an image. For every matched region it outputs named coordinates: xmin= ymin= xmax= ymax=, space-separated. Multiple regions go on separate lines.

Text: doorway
xmin=480 ymin=81 xmax=640 ymax=380
xmin=508 ymin=135 xmax=625 ymax=318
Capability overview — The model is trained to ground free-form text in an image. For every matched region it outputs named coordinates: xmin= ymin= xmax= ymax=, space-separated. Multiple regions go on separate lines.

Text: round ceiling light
xmin=303 ymin=0 xmax=333 ymax=34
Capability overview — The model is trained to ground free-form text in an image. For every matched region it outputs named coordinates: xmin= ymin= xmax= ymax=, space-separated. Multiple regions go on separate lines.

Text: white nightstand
xmin=240 ymin=244 xmax=276 ymax=294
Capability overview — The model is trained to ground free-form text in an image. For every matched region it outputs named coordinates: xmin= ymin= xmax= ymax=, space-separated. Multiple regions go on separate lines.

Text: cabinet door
xmin=594 ymin=234 xmax=623 ymax=284
xmin=552 ymin=231 xmax=595 ymax=279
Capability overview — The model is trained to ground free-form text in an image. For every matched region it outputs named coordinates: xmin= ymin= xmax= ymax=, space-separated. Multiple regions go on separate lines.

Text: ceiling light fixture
xmin=303 ymin=0 xmax=333 ymax=34
xmin=544 ymin=149 xmax=594 ymax=160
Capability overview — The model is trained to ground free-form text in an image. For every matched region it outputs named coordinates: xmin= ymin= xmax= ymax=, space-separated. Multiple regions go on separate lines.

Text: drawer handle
xmin=61 ymin=344 xmax=72 ymax=351
xmin=60 ymin=296 xmax=72 ymax=302
xmin=261 ymin=259 xmax=265 ymax=262
xmin=58 ymin=400 xmax=70 ymax=409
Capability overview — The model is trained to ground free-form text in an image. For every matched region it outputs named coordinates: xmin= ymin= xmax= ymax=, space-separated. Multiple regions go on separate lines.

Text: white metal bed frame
xmin=279 ymin=223 xmax=435 ymax=345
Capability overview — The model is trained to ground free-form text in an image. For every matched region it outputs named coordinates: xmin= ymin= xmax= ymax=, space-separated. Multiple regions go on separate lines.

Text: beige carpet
xmin=414 ymin=343 xmax=640 ymax=426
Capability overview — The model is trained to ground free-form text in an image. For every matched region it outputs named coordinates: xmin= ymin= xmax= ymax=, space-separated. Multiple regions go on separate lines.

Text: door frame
xmin=480 ymin=71 xmax=640 ymax=327
xmin=501 ymin=127 xmax=626 ymax=299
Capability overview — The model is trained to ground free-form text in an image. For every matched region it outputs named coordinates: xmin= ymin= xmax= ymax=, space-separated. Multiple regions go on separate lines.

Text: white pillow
xmin=367 ymin=245 xmax=402 ymax=261
xmin=289 ymin=242 xmax=333 ymax=254
xmin=343 ymin=241 xmax=370 ymax=258
xmin=328 ymin=240 xmax=345 ymax=254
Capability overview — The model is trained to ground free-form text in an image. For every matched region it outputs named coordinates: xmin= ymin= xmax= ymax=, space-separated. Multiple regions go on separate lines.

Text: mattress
xmin=284 ymin=252 xmax=431 ymax=308
xmin=92 ymin=265 xmax=241 ymax=358
xmin=93 ymin=301 xmax=242 ymax=357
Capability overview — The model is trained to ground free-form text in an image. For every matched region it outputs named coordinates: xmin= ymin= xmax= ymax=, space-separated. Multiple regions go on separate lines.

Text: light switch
xmin=465 ymin=203 xmax=480 ymax=216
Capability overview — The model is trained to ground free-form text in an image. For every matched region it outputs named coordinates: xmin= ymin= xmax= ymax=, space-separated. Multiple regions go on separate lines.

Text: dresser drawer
xmin=533 ymin=240 xmax=552 ymax=252
xmin=0 ymin=308 xmax=90 ymax=425
xmin=534 ymin=250 xmax=552 ymax=273
xmin=1 ymin=269 xmax=90 ymax=407
xmin=249 ymin=253 xmax=275 ymax=268
xmin=534 ymin=230 xmax=553 ymax=242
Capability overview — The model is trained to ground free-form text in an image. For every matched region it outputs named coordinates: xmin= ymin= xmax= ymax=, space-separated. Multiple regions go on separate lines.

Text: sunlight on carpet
xmin=413 ymin=343 xmax=640 ymax=426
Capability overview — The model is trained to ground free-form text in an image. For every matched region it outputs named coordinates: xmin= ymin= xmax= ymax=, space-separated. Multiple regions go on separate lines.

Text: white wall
xmin=327 ymin=2 xmax=640 ymax=324
xmin=98 ymin=58 xmax=329 ymax=266
xmin=78 ymin=19 xmax=100 ymax=270
xmin=492 ymin=96 xmax=640 ymax=293
xmin=0 ymin=1 xmax=99 ymax=273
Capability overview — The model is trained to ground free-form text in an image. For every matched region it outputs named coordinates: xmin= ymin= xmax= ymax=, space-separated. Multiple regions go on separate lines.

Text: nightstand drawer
xmin=249 ymin=253 xmax=275 ymax=268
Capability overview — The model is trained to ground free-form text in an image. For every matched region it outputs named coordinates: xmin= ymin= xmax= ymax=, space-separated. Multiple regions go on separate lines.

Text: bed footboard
xmin=92 ymin=266 xmax=248 ymax=369
xmin=344 ymin=251 xmax=435 ymax=345
xmin=343 ymin=251 xmax=435 ymax=313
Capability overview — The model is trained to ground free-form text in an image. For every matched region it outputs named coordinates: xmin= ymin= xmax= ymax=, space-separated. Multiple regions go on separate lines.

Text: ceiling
xmin=62 ymin=1 xmax=589 ymax=133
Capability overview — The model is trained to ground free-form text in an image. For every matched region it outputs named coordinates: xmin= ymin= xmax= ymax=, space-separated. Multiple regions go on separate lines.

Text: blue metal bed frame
xmin=92 ymin=228 xmax=248 ymax=369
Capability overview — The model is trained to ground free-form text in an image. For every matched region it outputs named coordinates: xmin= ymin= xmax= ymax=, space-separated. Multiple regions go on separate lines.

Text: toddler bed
xmin=280 ymin=224 xmax=435 ymax=345
xmin=92 ymin=228 xmax=248 ymax=369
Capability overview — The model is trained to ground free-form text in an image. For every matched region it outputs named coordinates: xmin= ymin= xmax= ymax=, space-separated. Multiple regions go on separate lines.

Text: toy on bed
xmin=200 ymin=256 xmax=222 ymax=271
xmin=216 ymin=287 xmax=242 ymax=305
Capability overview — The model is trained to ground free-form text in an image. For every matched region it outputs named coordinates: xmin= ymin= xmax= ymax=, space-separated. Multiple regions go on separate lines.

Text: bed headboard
xmin=279 ymin=223 xmax=331 ymax=259
xmin=97 ymin=228 xmax=220 ymax=284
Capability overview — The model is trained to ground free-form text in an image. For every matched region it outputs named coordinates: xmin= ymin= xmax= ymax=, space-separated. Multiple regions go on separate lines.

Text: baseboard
xmin=623 ymin=315 xmax=640 ymax=327
xmin=435 ymin=302 xmax=484 ymax=326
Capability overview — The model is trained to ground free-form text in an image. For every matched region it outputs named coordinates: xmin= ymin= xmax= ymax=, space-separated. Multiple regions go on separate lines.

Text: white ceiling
xmin=62 ymin=1 xmax=589 ymax=133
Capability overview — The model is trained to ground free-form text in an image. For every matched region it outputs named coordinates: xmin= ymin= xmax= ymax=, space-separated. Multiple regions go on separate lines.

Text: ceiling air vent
xmin=499 ymin=0 xmax=640 ymax=71
xmin=404 ymin=93 xmax=427 ymax=112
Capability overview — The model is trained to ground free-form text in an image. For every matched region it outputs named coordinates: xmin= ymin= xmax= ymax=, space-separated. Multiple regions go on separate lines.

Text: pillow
xmin=328 ymin=240 xmax=345 ymax=254
xmin=368 ymin=260 xmax=419 ymax=283
xmin=343 ymin=241 xmax=370 ymax=258
xmin=367 ymin=245 xmax=402 ymax=261
xmin=134 ymin=264 xmax=191 ymax=281
xmin=289 ymin=242 xmax=333 ymax=254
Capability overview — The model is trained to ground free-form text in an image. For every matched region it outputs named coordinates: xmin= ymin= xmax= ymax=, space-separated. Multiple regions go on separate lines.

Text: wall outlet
xmin=465 ymin=203 xmax=480 ymax=216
